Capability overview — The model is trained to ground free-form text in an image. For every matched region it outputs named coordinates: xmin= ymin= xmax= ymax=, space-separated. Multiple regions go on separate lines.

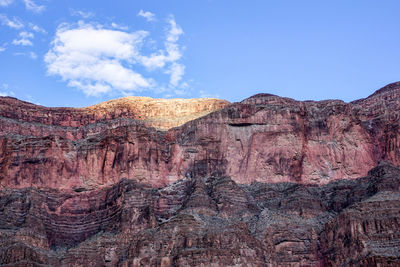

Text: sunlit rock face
xmin=1 ymin=82 xmax=400 ymax=189
xmin=1 ymin=83 xmax=400 ymax=265
xmin=86 ymin=96 xmax=230 ymax=130
xmin=0 ymin=96 xmax=229 ymax=132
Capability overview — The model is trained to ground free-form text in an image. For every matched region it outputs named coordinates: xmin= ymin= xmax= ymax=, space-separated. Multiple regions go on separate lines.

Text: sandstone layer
xmin=86 ymin=96 xmax=230 ymax=130
xmin=1 ymin=83 xmax=400 ymax=189
xmin=0 ymin=96 xmax=229 ymax=131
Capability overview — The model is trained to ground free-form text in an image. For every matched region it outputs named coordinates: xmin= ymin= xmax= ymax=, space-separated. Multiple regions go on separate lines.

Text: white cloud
xmin=136 ymin=17 xmax=184 ymax=71
xmin=23 ymin=94 xmax=40 ymax=104
xmin=137 ymin=10 xmax=156 ymax=22
xmin=0 ymin=84 xmax=15 ymax=97
xmin=199 ymin=90 xmax=219 ymax=98
xmin=167 ymin=62 xmax=185 ymax=87
xmin=71 ymin=10 xmax=94 ymax=19
xmin=29 ymin=51 xmax=37 ymax=59
xmin=23 ymin=0 xmax=45 ymax=13
xmin=0 ymin=45 xmax=5 ymax=52
xmin=45 ymin=23 xmax=153 ymax=96
xmin=0 ymin=14 xmax=24 ymax=29
xmin=0 ymin=0 xmax=14 ymax=7
xmin=166 ymin=17 xmax=183 ymax=43
xmin=165 ymin=17 xmax=185 ymax=87
xmin=12 ymin=39 xmax=32 ymax=45
xmin=14 ymin=51 xmax=37 ymax=59
xmin=29 ymin=23 xmax=46 ymax=33
xmin=12 ymin=31 xmax=34 ymax=46
xmin=45 ymin=18 xmax=186 ymax=96
xmin=19 ymin=31 xmax=33 ymax=38
xmin=111 ymin=22 xmax=128 ymax=30
xmin=0 ymin=0 xmax=45 ymax=12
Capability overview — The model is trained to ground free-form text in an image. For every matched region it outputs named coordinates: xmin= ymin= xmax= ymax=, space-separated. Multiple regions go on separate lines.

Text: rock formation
xmin=1 ymin=82 xmax=400 ymax=266
xmin=2 ymin=82 xmax=400 ymax=189
xmin=1 ymin=162 xmax=400 ymax=266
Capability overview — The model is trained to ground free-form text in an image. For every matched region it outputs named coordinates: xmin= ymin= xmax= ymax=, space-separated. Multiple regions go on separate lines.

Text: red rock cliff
xmin=1 ymin=82 xmax=400 ymax=189
xmin=1 ymin=84 xmax=400 ymax=266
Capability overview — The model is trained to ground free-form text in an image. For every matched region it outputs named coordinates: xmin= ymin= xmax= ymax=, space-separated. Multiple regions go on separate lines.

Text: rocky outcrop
xmin=319 ymin=162 xmax=400 ymax=266
xmin=2 ymin=82 xmax=400 ymax=189
xmin=87 ymin=96 xmax=230 ymax=130
xmin=0 ymin=96 xmax=229 ymax=133
xmin=1 ymin=162 xmax=399 ymax=266
xmin=0 ymin=96 xmax=228 ymax=189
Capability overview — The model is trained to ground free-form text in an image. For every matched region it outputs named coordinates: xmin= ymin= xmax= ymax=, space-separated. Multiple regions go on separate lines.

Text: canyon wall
xmin=1 ymin=83 xmax=400 ymax=266
xmin=1 ymin=82 xmax=400 ymax=189
xmin=1 ymin=162 xmax=399 ymax=266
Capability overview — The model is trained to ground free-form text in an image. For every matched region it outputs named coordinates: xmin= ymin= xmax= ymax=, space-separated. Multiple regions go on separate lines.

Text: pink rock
xmin=1 ymin=83 xmax=400 ymax=189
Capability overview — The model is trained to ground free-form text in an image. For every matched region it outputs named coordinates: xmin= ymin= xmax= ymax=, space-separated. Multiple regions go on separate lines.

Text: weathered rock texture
xmin=1 ymin=162 xmax=400 ymax=266
xmin=0 ymin=96 xmax=229 ymax=131
xmin=87 ymin=96 xmax=230 ymax=130
xmin=2 ymin=82 xmax=400 ymax=189
xmin=1 ymin=83 xmax=400 ymax=266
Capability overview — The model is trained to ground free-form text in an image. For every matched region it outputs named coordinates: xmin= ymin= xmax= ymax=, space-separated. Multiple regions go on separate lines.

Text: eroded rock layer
xmin=1 ymin=162 xmax=400 ymax=266
xmin=2 ymin=83 xmax=400 ymax=189
xmin=2 ymin=83 xmax=400 ymax=266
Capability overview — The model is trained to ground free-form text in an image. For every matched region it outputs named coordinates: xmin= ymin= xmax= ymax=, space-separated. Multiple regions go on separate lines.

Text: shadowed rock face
xmin=0 ymin=163 xmax=399 ymax=266
xmin=2 ymin=82 xmax=400 ymax=189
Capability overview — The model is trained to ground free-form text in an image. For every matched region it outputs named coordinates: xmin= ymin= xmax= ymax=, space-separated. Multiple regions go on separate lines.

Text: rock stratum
xmin=1 ymin=83 xmax=400 ymax=266
xmin=2 ymin=82 xmax=400 ymax=189
xmin=1 ymin=162 xmax=400 ymax=266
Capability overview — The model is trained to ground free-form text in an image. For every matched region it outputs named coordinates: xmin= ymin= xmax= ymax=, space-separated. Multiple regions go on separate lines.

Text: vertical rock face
xmin=0 ymin=96 xmax=229 ymax=189
xmin=2 ymin=82 xmax=400 ymax=189
xmin=1 ymin=83 xmax=400 ymax=265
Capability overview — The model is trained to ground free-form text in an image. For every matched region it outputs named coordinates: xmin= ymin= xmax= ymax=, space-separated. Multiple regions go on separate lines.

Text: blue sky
xmin=0 ymin=0 xmax=400 ymax=107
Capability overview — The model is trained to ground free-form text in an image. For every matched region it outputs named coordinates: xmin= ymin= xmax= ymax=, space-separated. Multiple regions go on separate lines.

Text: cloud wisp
xmin=0 ymin=84 xmax=15 ymax=97
xmin=0 ymin=0 xmax=14 ymax=7
xmin=14 ymin=51 xmax=37 ymax=59
xmin=12 ymin=31 xmax=34 ymax=46
xmin=71 ymin=10 xmax=95 ymax=19
xmin=0 ymin=0 xmax=45 ymax=12
xmin=45 ymin=17 xmax=185 ymax=97
xmin=29 ymin=23 xmax=46 ymax=33
xmin=0 ymin=14 xmax=24 ymax=29
xmin=22 ymin=0 xmax=45 ymax=13
xmin=137 ymin=10 xmax=156 ymax=22
xmin=135 ymin=17 xmax=185 ymax=88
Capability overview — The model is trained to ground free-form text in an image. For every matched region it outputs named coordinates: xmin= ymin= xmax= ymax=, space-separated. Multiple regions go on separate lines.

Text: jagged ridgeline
xmin=1 ymin=83 xmax=400 ymax=265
